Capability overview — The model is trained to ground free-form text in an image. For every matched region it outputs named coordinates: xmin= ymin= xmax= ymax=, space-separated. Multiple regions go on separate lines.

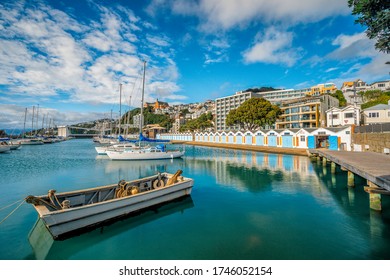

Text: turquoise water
xmin=0 ymin=139 xmax=390 ymax=260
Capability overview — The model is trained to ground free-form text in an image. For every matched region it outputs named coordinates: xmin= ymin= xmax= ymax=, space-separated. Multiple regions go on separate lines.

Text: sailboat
xmin=106 ymin=61 xmax=185 ymax=161
xmin=94 ymin=85 xmax=139 ymax=155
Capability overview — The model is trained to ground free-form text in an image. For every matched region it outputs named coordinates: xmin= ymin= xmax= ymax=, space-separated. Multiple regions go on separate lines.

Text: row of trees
xmin=360 ymin=90 xmax=390 ymax=109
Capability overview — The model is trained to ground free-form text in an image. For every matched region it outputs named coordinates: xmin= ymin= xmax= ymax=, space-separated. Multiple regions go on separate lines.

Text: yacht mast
xmin=119 ymin=83 xmax=122 ymax=137
xmin=23 ymin=108 xmax=27 ymax=139
xmin=140 ymin=61 xmax=146 ymax=136
xmin=31 ymin=105 xmax=35 ymax=136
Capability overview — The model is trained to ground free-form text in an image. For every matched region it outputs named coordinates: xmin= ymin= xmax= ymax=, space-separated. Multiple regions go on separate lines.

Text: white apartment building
xmin=326 ymin=105 xmax=361 ymax=127
xmin=259 ymin=88 xmax=311 ymax=104
xmin=172 ymin=116 xmax=185 ymax=133
xmin=362 ymin=101 xmax=390 ymax=124
xmin=370 ymin=80 xmax=390 ymax=92
xmin=215 ymin=89 xmax=311 ymax=131
xmin=215 ymin=91 xmax=263 ymax=131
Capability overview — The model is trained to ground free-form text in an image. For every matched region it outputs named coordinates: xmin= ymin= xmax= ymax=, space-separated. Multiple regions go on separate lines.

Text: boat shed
xmin=254 ymin=130 xmax=266 ymax=146
xmin=265 ymin=130 xmax=280 ymax=147
xmin=243 ymin=131 xmax=254 ymax=145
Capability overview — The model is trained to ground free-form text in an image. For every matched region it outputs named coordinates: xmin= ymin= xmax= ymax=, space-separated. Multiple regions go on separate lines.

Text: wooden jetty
xmin=309 ymin=149 xmax=390 ymax=211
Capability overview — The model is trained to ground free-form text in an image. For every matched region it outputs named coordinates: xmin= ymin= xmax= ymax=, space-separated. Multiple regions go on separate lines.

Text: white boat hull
xmin=0 ymin=146 xmax=10 ymax=153
xmin=28 ymin=173 xmax=193 ymax=239
xmin=106 ymin=150 xmax=184 ymax=160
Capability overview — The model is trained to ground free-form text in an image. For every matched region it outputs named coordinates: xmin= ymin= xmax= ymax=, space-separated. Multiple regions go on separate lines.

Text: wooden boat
xmin=25 ymin=170 xmax=193 ymax=239
xmin=28 ymin=196 xmax=194 ymax=258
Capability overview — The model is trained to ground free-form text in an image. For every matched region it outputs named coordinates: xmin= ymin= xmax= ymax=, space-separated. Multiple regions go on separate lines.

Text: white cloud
xmin=321 ymin=32 xmax=389 ymax=85
xmin=327 ymin=32 xmax=376 ymax=60
xmin=161 ymin=0 xmax=350 ymax=32
xmin=0 ymin=1 xmax=184 ymax=118
xmin=325 ymin=67 xmax=338 ymax=73
xmin=242 ymin=28 xmax=300 ymax=66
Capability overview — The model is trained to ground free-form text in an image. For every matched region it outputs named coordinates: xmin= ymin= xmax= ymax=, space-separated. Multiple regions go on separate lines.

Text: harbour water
xmin=0 ymin=139 xmax=390 ymax=260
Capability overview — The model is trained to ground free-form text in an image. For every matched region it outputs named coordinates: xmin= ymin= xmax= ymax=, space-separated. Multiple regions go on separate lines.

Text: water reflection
xmin=27 ymin=196 xmax=194 ymax=260
xmin=185 ymin=147 xmax=323 ymax=195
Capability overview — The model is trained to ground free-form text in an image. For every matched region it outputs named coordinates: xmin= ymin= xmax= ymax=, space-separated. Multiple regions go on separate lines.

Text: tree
xmin=331 ymin=90 xmax=347 ymax=107
xmin=179 ymin=112 xmax=214 ymax=132
xmin=348 ymin=0 xmax=390 ymax=53
xmin=226 ymin=98 xmax=281 ymax=130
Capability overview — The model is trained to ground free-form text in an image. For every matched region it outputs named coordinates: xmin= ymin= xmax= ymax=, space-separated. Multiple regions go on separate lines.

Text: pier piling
xmin=331 ymin=162 xmax=336 ymax=174
xmin=347 ymin=171 xmax=355 ymax=188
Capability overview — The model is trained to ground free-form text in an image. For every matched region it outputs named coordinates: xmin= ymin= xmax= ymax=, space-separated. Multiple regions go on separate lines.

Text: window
xmin=344 ymin=113 xmax=353 ymax=118
xmin=331 ymin=114 xmax=339 ymax=119
xmin=368 ymin=112 xmax=379 ymax=118
xmin=300 ymin=135 xmax=305 ymax=142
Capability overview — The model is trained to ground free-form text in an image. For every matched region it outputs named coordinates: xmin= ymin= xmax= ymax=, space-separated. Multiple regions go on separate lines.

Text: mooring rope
xmin=0 ymin=200 xmax=25 ymax=225
xmin=0 ymin=199 xmax=24 ymax=212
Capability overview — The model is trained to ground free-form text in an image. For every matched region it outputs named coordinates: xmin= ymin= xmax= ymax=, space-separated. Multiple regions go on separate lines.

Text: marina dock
xmin=309 ymin=149 xmax=390 ymax=211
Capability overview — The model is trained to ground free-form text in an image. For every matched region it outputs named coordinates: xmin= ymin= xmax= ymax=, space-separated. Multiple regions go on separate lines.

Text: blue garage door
xmin=283 ymin=135 xmax=293 ymax=148
xmin=255 ymin=136 xmax=264 ymax=146
xmin=308 ymin=136 xmax=315 ymax=149
xmin=268 ymin=136 xmax=277 ymax=147
xmin=329 ymin=136 xmax=338 ymax=150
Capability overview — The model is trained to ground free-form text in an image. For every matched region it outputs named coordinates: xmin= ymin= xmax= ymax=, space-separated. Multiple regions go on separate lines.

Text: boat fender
xmin=153 ymin=179 xmax=165 ymax=189
xmin=130 ymin=187 xmax=139 ymax=195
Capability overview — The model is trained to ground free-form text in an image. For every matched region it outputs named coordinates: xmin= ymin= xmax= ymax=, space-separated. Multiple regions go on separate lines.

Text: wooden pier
xmin=309 ymin=149 xmax=390 ymax=211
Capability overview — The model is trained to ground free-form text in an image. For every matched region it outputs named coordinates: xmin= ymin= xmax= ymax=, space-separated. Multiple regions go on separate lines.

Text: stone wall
xmin=352 ymin=132 xmax=390 ymax=153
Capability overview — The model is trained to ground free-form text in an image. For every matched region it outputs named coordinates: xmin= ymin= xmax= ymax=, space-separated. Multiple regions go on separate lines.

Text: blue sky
xmin=0 ymin=0 xmax=389 ymax=129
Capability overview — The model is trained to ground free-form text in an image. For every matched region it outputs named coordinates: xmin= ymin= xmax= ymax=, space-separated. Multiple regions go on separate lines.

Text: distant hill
xmin=243 ymin=87 xmax=279 ymax=93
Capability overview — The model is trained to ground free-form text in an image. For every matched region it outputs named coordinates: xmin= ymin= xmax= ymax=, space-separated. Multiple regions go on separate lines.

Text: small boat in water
xmin=25 ymin=170 xmax=193 ymax=239
xmin=0 ymin=144 xmax=11 ymax=153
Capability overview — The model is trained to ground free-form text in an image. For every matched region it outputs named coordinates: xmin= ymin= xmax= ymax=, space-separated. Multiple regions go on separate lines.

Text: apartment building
xmin=276 ymin=95 xmax=339 ymax=129
xmin=172 ymin=116 xmax=185 ymax=133
xmin=215 ymin=91 xmax=262 ymax=131
xmin=309 ymin=83 xmax=338 ymax=96
xmin=215 ymin=83 xmax=339 ymax=131
xmin=258 ymin=88 xmax=310 ymax=104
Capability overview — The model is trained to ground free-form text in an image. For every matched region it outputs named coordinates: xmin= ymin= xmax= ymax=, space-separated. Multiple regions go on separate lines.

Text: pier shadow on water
xmin=310 ymin=158 xmax=390 ymax=259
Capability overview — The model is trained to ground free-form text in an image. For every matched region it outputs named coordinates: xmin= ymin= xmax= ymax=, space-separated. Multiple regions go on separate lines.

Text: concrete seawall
xmin=175 ymin=141 xmax=309 ymax=156
xmin=352 ymin=132 xmax=390 ymax=153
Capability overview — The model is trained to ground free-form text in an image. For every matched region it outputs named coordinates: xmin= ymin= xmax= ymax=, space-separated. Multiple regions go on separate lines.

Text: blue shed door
xmin=308 ymin=136 xmax=315 ymax=149
xmin=268 ymin=136 xmax=277 ymax=147
xmin=283 ymin=136 xmax=293 ymax=148
xmin=328 ymin=136 xmax=338 ymax=150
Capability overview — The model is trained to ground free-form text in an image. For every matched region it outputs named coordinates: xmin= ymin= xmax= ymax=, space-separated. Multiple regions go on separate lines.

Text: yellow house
xmin=309 ymin=83 xmax=337 ymax=96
